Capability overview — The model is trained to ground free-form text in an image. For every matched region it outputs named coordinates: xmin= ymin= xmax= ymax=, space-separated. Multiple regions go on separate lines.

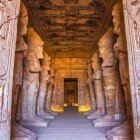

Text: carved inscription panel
xmin=122 ymin=0 xmax=140 ymax=138
xmin=0 ymin=0 xmax=20 ymax=138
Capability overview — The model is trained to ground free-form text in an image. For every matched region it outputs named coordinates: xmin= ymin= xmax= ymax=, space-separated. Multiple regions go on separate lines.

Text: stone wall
xmin=51 ymin=58 xmax=91 ymax=112
xmin=0 ymin=0 xmax=20 ymax=139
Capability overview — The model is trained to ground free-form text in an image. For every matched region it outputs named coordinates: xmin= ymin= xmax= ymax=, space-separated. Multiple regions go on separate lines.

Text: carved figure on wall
xmin=93 ymin=27 xmax=122 ymax=127
xmin=0 ymin=0 xmax=20 ymax=139
xmin=121 ymin=1 xmax=140 ymax=138
xmin=20 ymin=27 xmax=49 ymax=127
xmin=37 ymin=51 xmax=55 ymax=119
xmin=84 ymin=60 xmax=96 ymax=115
xmin=87 ymin=51 xmax=106 ymax=119
xmin=106 ymin=3 xmax=134 ymax=139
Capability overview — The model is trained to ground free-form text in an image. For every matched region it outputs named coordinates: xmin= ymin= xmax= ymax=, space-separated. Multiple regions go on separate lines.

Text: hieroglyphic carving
xmin=63 ymin=0 xmax=78 ymax=4
xmin=0 ymin=0 xmax=20 ymax=139
xmin=122 ymin=0 xmax=140 ymax=139
xmin=24 ymin=0 xmax=114 ymax=58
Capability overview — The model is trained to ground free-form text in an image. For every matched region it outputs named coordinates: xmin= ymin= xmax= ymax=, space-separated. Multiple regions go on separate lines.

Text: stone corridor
xmin=0 ymin=0 xmax=140 ymax=140
xmin=28 ymin=107 xmax=107 ymax=140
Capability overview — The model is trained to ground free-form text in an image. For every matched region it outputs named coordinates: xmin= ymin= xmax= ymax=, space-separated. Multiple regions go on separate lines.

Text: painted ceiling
xmin=23 ymin=0 xmax=115 ymax=58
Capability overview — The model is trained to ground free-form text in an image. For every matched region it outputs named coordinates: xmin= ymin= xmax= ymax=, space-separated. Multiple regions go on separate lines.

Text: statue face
xmin=99 ymin=39 xmax=106 ymax=58
xmin=16 ymin=36 xmax=28 ymax=52
xmin=27 ymin=52 xmax=41 ymax=72
xmin=35 ymin=45 xmax=44 ymax=59
xmin=112 ymin=4 xmax=124 ymax=35
xmin=112 ymin=11 xmax=121 ymax=34
xmin=19 ymin=3 xmax=28 ymax=35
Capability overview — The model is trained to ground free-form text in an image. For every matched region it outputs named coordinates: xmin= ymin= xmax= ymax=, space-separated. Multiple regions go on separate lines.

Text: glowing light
xmin=78 ymin=105 xmax=91 ymax=112
xmin=63 ymin=103 xmax=68 ymax=107
xmin=51 ymin=106 xmax=64 ymax=112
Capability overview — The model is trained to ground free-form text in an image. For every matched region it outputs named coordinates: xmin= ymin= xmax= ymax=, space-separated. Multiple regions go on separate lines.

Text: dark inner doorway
xmin=64 ymin=78 xmax=78 ymax=107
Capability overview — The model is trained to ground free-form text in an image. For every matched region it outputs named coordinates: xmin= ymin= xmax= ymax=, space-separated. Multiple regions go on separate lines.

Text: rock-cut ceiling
xmin=23 ymin=0 xmax=115 ymax=58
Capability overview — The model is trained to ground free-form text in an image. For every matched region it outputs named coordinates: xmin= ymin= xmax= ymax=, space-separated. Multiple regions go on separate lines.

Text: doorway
xmin=64 ymin=78 xmax=78 ymax=107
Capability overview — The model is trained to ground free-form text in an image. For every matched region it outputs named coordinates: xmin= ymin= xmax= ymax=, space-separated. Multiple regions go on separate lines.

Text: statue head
xmin=99 ymin=27 xmax=114 ymax=58
xmin=27 ymin=52 xmax=42 ymax=72
xmin=27 ymin=27 xmax=44 ymax=59
xmin=41 ymin=52 xmax=51 ymax=80
xmin=18 ymin=2 xmax=28 ymax=36
xmin=51 ymin=68 xmax=55 ymax=77
xmin=42 ymin=51 xmax=51 ymax=71
xmin=91 ymin=51 xmax=101 ymax=71
xmin=115 ymin=34 xmax=127 ymax=53
xmin=86 ymin=59 xmax=92 ymax=73
xmin=16 ymin=36 xmax=28 ymax=52
xmin=112 ymin=3 xmax=125 ymax=35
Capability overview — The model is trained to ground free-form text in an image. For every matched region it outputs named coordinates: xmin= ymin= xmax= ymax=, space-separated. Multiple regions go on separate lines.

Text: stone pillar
xmin=0 ymin=0 xmax=20 ymax=139
xmin=11 ymin=2 xmax=36 ymax=140
xmin=84 ymin=60 xmax=96 ymax=115
xmin=37 ymin=51 xmax=55 ymax=119
xmin=93 ymin=28 xmax=122 ymax=127
xmin=19 ymin=28 xmax=49 ymax=127
xmin=106 ymin=3 xmax=134 ymax=139
xmin=46 ymin=69 xmax=58 ymax=116
xmin=87 ymin=51 xmax=105 ymax=119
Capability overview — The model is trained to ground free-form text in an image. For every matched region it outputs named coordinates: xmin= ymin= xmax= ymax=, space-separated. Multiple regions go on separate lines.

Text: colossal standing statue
xmin=106 ymin=3 xmax=133 ymax=139
xmin=19 ymin=28 xmax=49 ymax=127
xmin=87 ymin=51 xmax=105 ymax=119
xmin=11 ymin=2 xmax=36 ymax=140
xmin=46 ymin=68 xmax=58 ymax=116
xmin=84 ymin=60 xmax=96 ymax=115
xmin=37 ymin=51 xmax=55 ymax=119
xmin=93 ymin=28 xmax=122 ymax=127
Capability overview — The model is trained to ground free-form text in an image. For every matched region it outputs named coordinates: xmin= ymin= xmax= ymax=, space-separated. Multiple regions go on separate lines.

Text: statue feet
xmin=37 ymin=111 xmax=55 ymax=120
xmin=106 ymin=120 xmax=134 ymax=140
xmin=87 ymin=109 xmax=105 ymax=120
xmin=93 ymin=114 xmax=122 ymax=127
xmin=83 ymin=108 xmax=96 ymax=116
xmin=11 ymin=122 xmax=36 ymax=140
xmin=19 ymin=116 xmax=50 ymax=127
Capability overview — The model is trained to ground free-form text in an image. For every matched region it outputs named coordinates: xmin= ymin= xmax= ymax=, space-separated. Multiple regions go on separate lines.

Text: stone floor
xmin=28 ymin=107 xmax=107 ymax=140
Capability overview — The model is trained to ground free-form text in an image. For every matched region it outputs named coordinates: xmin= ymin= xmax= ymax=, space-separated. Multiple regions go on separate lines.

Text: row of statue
xmin=11 ymin=2 xmax=58 ymax=140
xmin=84 ymin=2 xmax=133 ymax=140
xmin=10 ymin=1 xmax=134 ymax=140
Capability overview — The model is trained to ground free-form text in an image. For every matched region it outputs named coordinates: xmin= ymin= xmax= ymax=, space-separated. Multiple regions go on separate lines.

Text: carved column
xmin=87 ymin=51 xmax=105 ymax=119
xmin=93 ymin=28 xmax=122 ymax=127
xmin=84 ymin=60 xmax=96 ymax=115
xmin=0 ymin=0 xmax=20 ymax=139
xmin=37 ymin=51 xmax=55 ymax=119
xmin=11 ymin=2 xmax=36 ymax=140
xmin=19 ymin=28 xmax=49 ymax=127
xmin=45 ymin=69 xmax=58 ymax=116
xmin=106 ymin=3 xmax=135 ymax=139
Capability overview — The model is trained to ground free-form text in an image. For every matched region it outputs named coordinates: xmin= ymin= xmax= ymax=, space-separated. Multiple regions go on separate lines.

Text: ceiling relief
xmin=23 ymin=0 xmax=115 ymax=58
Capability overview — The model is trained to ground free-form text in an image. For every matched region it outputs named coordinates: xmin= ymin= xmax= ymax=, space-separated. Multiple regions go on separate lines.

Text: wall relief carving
xmin=0 ymin=0 xmax=20 ymax=139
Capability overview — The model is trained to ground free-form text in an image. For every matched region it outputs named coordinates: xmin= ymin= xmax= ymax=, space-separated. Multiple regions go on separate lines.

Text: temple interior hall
xmin=1 ymin=0 xmax=140 ymax=140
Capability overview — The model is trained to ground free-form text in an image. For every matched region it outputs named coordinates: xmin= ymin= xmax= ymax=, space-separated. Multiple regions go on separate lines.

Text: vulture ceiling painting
xmin=23 ymin=0 xmax=115 ymax=57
